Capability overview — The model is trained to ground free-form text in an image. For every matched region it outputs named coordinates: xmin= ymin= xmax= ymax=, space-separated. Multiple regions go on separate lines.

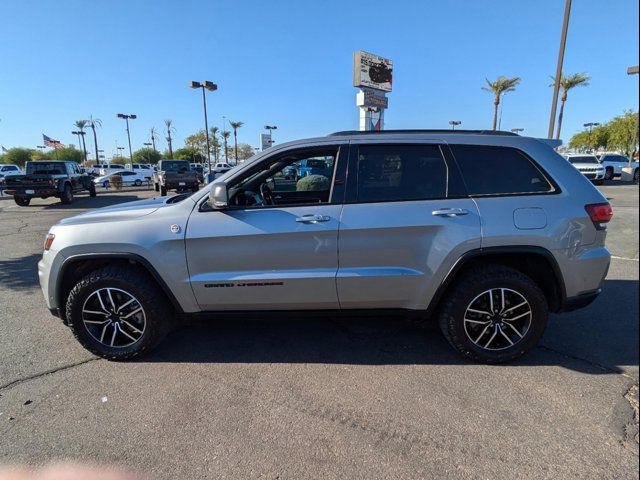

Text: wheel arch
xmin=57 ymin=253 xmax=184 ymax=323
xmin=426 ymin=246 xmax=566 ymax=318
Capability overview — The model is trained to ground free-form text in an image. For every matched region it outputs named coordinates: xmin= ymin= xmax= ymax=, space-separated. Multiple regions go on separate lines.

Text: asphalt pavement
xmin=0 ymin=183 xmax=638 ymax=479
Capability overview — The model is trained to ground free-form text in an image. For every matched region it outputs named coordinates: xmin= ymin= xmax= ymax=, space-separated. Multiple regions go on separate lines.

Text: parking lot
xmin=0 ymin=183 xmax=637 ymax=479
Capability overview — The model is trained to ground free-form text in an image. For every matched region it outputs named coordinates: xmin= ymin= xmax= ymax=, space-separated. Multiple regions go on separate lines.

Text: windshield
xmin=162 ymin=161 xmax=190 ymax=172
xmin=26 ymin=162 xmax=66 ymax=175
xmin=568 ymin=156 xmax=599 ymax=165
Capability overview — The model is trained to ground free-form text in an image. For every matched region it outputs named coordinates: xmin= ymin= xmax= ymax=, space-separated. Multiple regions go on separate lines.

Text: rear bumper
xmin=5 ymin=188 xmax=57 ymax=197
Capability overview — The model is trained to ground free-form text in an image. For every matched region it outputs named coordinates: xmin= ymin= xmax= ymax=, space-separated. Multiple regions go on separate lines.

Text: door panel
xmin=337 ymin=199 xmax=481 ymax=309
xmin=186 ymin=205 xmax=342 ymax=311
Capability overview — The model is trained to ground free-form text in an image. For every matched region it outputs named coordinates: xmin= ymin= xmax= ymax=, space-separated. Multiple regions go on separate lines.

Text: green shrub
xmin=296 ymin=174 xmax=329 ymax=192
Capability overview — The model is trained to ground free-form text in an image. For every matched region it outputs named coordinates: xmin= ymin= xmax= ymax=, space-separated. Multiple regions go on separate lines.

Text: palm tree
xmin=164 ymin=119 xmax=175 ymax=158
xmin=550 ymin=72 xmax=590 ymax=139
xmin=229 ymin=121 xmax=244 ymax=164
xmin=209 ymin=126 xmax=219 ymax=161
xmin=87 ymin=116 xmax=102 ymax=163
xmin=221 ymin=130 xmax=231 ymax=162
xmin=150 ymin=127 xmax=159 ymax=151
xmin=74 ymin=120 xmax=89 ymax=162
xmin=482 ymin=76 xmax=521 ymax=130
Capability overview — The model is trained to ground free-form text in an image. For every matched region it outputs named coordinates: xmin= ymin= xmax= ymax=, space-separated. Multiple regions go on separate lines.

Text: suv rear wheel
xmin=438 ymin=265 xmax=548 ymax=363
xmin=66 ymin=266 xmax=171 ymax=360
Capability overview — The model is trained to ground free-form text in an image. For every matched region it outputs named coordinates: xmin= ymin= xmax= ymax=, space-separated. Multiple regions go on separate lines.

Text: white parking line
xmin=611 ymin=255 xmax=639 ymax=262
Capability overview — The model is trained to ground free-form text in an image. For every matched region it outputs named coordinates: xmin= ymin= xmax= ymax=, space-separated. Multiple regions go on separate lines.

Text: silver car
xmin=38 ymin=130 xmax=612 ymax=363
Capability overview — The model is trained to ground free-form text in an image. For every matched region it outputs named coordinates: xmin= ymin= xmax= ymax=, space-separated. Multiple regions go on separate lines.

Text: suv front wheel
xmin=66 ymin=266 xmax=171 ymax=360
xmin=438 ymin=265 xmax=548 ymax=363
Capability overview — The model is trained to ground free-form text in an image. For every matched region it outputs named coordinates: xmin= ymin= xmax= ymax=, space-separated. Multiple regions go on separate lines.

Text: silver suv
xmin=38 ymin=130 xmax=612 ymax=363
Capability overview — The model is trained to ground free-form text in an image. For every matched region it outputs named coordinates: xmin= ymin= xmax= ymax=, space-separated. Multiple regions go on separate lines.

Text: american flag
xmin=43 ymin=134 xmax=64 ymax=149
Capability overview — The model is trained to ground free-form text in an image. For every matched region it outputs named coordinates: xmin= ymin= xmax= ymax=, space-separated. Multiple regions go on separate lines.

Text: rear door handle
xmin=295 ymin=214 xmax=331 ymax=223
xmin=432 ymin=208 xmax=469 ymax=217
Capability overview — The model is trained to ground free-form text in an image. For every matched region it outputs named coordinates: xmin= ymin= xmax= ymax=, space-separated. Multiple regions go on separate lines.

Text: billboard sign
xmin=353 ymin=51 xmax=393 ymax=92
xmin=356 ymin=88 xmax=389 ymax=109
xmin=260 ymin=133 xmax=272 ymax=151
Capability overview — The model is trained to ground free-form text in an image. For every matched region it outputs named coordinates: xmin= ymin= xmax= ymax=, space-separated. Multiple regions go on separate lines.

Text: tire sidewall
xmin=446 ymin=274 xmax=548 ymax=362
xmin=67 ymin=273 xmax=167 ymax=360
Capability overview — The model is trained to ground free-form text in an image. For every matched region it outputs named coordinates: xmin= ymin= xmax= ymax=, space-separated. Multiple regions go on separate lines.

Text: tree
xmin=164 ymin=119 xmax=175 ymax=158
xmin=184 ymin=130 xmax=208 ymax=158
xmin=221 ymin=130 xmax=231 ymax=161
xmin=209 ymin=127 xmax=220 ymax=161
xmin=110 ymin=155 xmax=128 ymax=165
xmin=132 ymin=148 xmax=162 ymax=164
xmin=74 ymin=120 xmax=89 ymax=162
xmin=46 ymin=146 xmax=83 ymax=163
xmin=607 ymin=110 xmax=639 ymax=160
xmin=173 ymin=147 xmax=204 ymax=163
xmin=482 ymin=76 xmax=521 ymax=130
xmin=550 ymin=73 xmax=590 ymax=139
xmin=229 ymin=121 xmax=244 ymax=163
xmin=236 ymin=143 xmax=256 ymax=162
xmin=87 ymin=115 xmax=102 ymax=163
xmin=1 ymin=148 xmax=33 ymax=167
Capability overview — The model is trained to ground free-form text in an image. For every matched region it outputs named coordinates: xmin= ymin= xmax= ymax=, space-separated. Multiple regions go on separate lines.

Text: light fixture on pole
xmin=264 ymin=125 xmax=277 ymax=145
xmin=189 ymin=80 xmax=218 ymax=173
xmin=511 ymin=128 xmax=524 ymax=134
xmin=116 ymin=113 xmax=137 ymax=161
xmin=448 ymin=121 xmax=462 ymax=131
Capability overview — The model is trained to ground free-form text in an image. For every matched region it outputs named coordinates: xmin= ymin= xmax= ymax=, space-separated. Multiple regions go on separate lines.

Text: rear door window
xmin=450 ymin=145 xmax=554 ymax=196
xmin=353 ymin=144 xmax=452 ymax=202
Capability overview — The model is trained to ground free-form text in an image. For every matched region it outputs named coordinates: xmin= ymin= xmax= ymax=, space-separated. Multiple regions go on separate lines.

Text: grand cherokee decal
xmin=204 ymin=282 xmax=284 ymax=288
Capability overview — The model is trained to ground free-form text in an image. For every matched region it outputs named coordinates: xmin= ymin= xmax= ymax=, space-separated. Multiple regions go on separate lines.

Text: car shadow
xmin=144 ymin=278 xmax=638 ymax=375
xmin=0 ymin=253 xmax=41 ymax=290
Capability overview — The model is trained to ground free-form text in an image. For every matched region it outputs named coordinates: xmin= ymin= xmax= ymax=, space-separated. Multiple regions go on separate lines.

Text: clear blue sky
xmin=0 ymin=0 xmax=638 ymax=157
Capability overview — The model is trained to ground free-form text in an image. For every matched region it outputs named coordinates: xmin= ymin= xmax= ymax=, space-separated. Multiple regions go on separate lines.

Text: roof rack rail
xmin=328 ymin=129 xmax=518 ymax=137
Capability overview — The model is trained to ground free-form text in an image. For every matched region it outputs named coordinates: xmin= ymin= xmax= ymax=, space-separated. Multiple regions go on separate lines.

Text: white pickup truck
xmin=598 ymin=154 xmax=639 ymax=181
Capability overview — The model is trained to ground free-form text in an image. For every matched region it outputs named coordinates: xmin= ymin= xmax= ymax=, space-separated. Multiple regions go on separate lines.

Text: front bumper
xmin=561 ymin=289 xmax=601 ymax=312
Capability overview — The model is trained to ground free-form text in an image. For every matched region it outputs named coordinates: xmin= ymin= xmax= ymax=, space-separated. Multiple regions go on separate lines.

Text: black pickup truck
xmin=152 ymin=160 xmax=199 ymax=196
xmin=4 ymin=161 xmax=96 ymax=206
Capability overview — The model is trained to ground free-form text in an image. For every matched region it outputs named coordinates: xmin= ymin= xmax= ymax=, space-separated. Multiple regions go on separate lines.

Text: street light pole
xmin=548 ymin=0 xmax=572 ymax=139
xmin=116 ymin=113 xmax=137 ymax=162
xmin=511 ymin=128 xmax=524 ymax=135
xmin=448 ymin=121 xmax=462 ymax=131
xmin=190 ymin=81 xmax=218 ymax=173
xmin=583 ymin=122 xmax=600 ymax=152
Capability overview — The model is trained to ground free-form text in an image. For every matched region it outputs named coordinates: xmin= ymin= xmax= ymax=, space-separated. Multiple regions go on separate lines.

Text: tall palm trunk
xmin=80 ymin=134 xmax=88 ymax=163
xmin=555 ymin=93 xmax=567 ymax=140
xmin=492 ymin=96 xmax=500 ymax=131
xmin=167 ymin=133 xmax=173 ymax=158
xmin=233 ymin=130 xmax=238 ymax=164
xmin=90 ymin=124 xmax=99 ymax=162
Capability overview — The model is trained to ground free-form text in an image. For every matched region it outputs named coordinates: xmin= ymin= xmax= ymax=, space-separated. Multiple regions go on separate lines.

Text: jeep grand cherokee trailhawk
xmin=38 ymin=130 xmax=612 ymax=363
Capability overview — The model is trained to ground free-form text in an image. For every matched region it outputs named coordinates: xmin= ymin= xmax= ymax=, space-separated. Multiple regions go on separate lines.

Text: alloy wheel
xmin=81 ymin=288 xmax=146 ymax=348
xmin=463 ymin=288 xmax=532 ymax=351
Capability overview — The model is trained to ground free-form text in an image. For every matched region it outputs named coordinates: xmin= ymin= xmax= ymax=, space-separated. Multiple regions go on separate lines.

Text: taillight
xmin=585 ymin=202 xmax=613 ymax=230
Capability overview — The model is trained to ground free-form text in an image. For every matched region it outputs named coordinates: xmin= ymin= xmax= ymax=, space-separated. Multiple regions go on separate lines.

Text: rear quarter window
xmin=450 ymin=145 xmax=554 ymax=196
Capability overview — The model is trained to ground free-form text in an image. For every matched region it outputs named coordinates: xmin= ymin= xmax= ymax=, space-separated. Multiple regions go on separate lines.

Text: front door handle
xmin=295 ymin=214 xmax=331 ymax=223
xmin=432 ymin=208 xmax=469 ymax=217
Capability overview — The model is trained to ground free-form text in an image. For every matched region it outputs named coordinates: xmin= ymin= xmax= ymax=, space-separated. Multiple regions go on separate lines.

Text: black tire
xmin=437 ymin=265 xmax=548 ymax=364
xmin=65 ymin=266 xmax=172 ymax=360
xmin=134 ymin=179 xmax=142 ymax=186
xmin=14 ymin=196 xmax=30 ymax=206
xmin=604 ymin=167 xmax=614 ymax=180
xmin=634 ymin=169 xmax=639 ymax=182
xmin=160 ymin=185 xmax=167 ymax=196
xmin=154 ymin=182 xmax=159 ymax=192
xmin=60 ymin=184 xmax=73 ymax=204
xmin=593 ymin=179 xmax=604 ymax=186
xmin=89 ymin=183 xmax=97 ymax=197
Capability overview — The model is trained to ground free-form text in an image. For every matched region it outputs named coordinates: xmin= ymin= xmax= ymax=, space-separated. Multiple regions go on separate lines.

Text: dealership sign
xmin=356 ymin=88 xmax=389 ymax=109
xmin=353 ymin=51 xmax=393 ymax=92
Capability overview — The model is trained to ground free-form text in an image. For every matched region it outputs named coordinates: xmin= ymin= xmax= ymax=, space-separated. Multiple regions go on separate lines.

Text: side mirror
xmin=209 ymin=182 xmax=228 ymax=209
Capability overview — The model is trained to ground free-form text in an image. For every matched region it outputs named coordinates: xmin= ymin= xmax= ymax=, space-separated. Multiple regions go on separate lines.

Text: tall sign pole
xmin=353 ymin=51 xmax=393 ymax=131
xmin=548 ymin=0 xmax=572 ymax=139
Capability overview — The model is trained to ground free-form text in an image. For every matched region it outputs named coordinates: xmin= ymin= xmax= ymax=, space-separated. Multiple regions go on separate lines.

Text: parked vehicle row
xmin=4 ymin=161 xmax=96 ymax=206
xmin=39 ymin=130 xmax=612 ymax=364
xmin=598 ymin=153 xmax=639 ymax=181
